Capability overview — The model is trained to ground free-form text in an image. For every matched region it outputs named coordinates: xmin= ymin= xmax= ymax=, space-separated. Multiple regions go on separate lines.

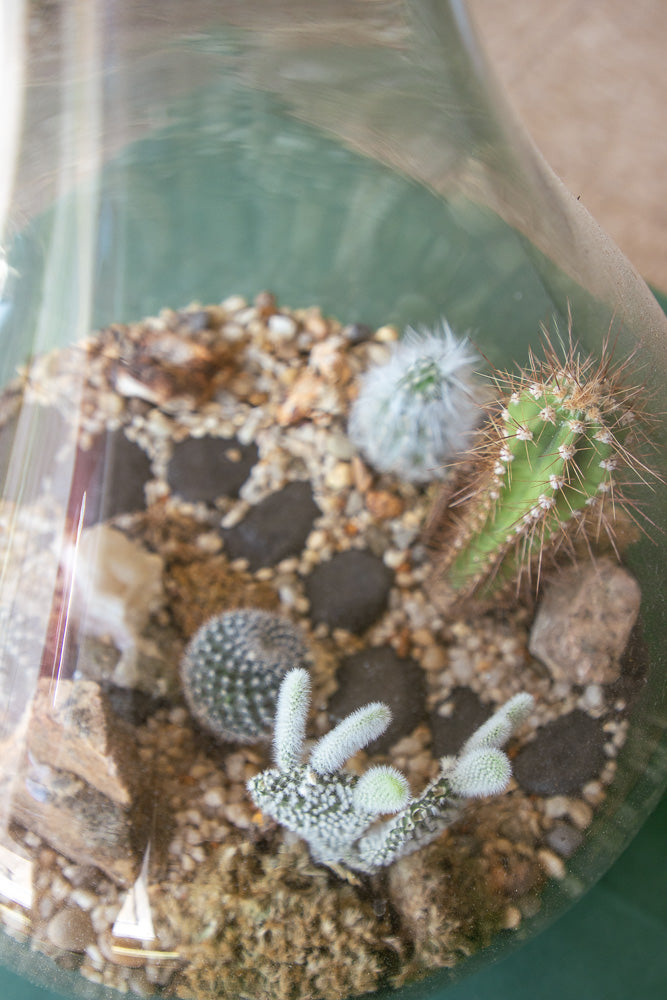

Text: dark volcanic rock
xmin=167 ymin=434 xmax=257 ymax=503
xmin=328 ymin=645 xmax=427 ymax=753
xmin=223 ymin=481 xmax=320 ymax=570
xmin=512 ymin=709 xmax=607 ymax=796
xmin=304 ymin=549 xmax=394 ymax=633
xmin=430 ymin=687 xmax=491 ymax=758
xmin=71 ymin=429 xmax=152 ymax=527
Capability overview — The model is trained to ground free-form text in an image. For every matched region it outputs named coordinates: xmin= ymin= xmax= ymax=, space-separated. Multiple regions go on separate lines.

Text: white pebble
xmin=383 ymin=548 xmax=407 ymax=569
xmin=582 ymin=685 xmax=604 ymax=710
xmin=221 ymin=294 xmax=247 ymax=313
xmin=68 ymin=888 xmax=98 ymax=911
xmin=203 ymin=788 xmax=226 ymax=809
xmin=268 ymin=314 xmax=297 ymax=339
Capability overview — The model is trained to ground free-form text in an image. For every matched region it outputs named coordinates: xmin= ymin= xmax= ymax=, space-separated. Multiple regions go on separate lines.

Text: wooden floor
xmin=469 ymin=0 xmax=667 ymax=292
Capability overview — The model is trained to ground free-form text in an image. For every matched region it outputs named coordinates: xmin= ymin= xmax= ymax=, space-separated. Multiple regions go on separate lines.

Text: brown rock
xmin=11 ymin=679 xmax=147 ymax=886
xmin=26 ymin=679 xmax=140 ymax=807
xmin=12 ymin=764 xmax=142 ymax=887
xmin=276 ymin=371 xmax=323 ymax=425
xmin=351 ymin=455 xmax=373 ymax=493
xmin=529 ymin=558 xmax=641 ymax=685
xmin=110 ymin=327 xmax=235 ymax=406
xmin=365 ymin=489 xmax=405 ymax=520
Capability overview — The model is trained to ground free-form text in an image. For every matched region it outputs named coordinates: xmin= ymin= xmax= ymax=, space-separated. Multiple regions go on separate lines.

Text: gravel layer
xmin=0 ymin=293 xmax=641 ymax=1000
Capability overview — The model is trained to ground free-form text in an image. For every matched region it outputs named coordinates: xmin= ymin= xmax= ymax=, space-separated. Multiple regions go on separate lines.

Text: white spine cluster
xmin=348 ymin=322 xmax=483 ymax=483
xmin=247 ymin=671 xmax=533 ymax=874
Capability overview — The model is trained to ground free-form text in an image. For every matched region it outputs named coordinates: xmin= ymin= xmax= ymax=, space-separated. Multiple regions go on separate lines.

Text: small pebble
xmin=544 ymin=821 xmax=584 ymax=859
xmin=325 ymin=462 xmax=353 ymax=491
xmin=421 ymin=645 xmax=447 ymax=672
xmin=567 ymin=799 xmax=594 ymax=830
xmin=537 ymin=849 xmax=567 ymax=880
xmin=502 ymin=905 xmax=522 ymax=930
xmin=268 ymin=314 xmax=298 ymax=340
xmin=374 ymin=325 xmax=399 ymax=342
xmin=47 ymin=907 xmax=96 ymax=952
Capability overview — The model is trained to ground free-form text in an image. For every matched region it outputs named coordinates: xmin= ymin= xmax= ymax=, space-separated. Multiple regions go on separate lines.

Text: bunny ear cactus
xmin=429 ymin=335 xmax=653 ymax=597
xmin=247 ymin=669 xmax=533 ymax=875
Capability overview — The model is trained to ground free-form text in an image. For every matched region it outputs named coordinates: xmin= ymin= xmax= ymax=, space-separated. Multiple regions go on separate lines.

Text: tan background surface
xmin=469 ymin=0 xmax=667 ymax=292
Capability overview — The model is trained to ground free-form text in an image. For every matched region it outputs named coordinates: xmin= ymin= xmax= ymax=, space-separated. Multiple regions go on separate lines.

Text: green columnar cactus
xmin=434 ymin=339 xmax=648 ymax=595
xmin=247 ymin=669 xmax=533 ymax=875
xmin=180 ymin=609 xmax=310 ymax=744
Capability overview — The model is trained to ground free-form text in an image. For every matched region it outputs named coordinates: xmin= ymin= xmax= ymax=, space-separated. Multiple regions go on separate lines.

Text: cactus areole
xmin=436 ymin=339 xmax=648 ymax=595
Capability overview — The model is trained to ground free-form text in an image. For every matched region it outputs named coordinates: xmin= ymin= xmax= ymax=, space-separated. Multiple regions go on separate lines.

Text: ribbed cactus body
xmin=438 ymin=342 xmax=643 ymax=595
xmin=180 ymin=609 xmax=309 ymax=743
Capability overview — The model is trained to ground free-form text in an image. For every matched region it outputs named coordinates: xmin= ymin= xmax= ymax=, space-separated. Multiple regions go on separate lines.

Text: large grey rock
xmin=529 ymin=558 xmax=641 ymax=685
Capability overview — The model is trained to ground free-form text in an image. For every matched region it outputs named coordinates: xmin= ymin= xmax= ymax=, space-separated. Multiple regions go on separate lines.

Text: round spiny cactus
xmin=180 ymin=609 xmax=310 ymax=744
xmin=348 ymin=322 xmax=484 ymax=482
xmin=429 ymin=335 xmax=653 ymax=597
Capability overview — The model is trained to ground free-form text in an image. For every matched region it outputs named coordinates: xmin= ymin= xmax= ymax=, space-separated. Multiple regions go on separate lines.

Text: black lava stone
xmin=512 ymin=709 xmax=607 ymax=796
xmin=328 ymin=645 xmax=427 ymax=754
xmin=72 ymin=429 xmax=152 ymax=527
xmin=222 ymin=481 xmax=320 ymax=570
xmin=304 ymin=549 xmax=394 ymax=634
xmin=430 ymin=687 xmax=492 ymax=759
xmin=167 ymin=434 xmax=258 ymax=503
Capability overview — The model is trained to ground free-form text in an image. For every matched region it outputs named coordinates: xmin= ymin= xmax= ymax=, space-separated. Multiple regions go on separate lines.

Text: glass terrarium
xmin=1 ymin=3 xmax=665 ymax=1000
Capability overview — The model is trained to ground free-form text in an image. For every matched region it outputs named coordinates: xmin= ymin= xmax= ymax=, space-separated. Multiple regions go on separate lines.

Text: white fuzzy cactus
xmin=247 ymin=670 xmax=533 ymax=874
xmin=348 ymin=322 xmax=484 ymax=482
